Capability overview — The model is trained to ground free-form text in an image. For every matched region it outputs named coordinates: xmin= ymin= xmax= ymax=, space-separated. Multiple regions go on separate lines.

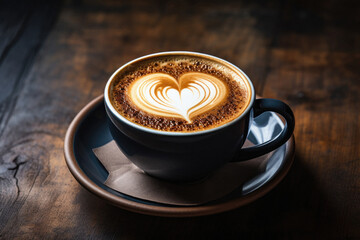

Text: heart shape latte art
xmin=129 ymin=72 xmax=228 ymax=123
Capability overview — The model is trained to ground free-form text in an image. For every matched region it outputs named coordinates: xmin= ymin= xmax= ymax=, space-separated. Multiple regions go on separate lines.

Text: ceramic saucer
xmin=64 ymin=95 xmax=295 ymax=217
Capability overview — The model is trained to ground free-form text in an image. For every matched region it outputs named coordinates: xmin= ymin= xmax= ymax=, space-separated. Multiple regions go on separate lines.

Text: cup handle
xmin=232 ymin=98 xmax=295 ymax=161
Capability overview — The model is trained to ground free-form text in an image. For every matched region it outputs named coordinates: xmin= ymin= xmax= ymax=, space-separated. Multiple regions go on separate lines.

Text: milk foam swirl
xmin=129 ymin=72 xmax=228 ymax=123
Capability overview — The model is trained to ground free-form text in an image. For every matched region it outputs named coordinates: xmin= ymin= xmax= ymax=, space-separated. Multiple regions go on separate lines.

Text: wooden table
xmin=1 ymin=0 xmax=359 ymax=238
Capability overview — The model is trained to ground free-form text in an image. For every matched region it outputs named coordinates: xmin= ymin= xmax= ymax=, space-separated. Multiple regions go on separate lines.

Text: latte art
xmin=129 ymin=73 xmax=228 ymax=123
xmin=110 ymin=55 xmax=250 ymax=132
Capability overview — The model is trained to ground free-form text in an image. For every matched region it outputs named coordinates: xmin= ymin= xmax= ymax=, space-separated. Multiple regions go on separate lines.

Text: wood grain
xmin=0 ymin=0 xmax=359 ymax=239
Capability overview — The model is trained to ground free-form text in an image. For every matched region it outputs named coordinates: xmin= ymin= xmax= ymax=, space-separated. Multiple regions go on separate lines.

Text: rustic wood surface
xmin=1 ymin=0 xmax=359 ymax=239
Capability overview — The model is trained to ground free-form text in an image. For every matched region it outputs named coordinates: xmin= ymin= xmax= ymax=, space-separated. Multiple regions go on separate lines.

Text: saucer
xmin=64 ymin=95 xmax=295 ymax=217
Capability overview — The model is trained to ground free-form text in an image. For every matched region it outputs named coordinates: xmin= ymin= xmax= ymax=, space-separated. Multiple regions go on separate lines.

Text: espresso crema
xmin=110 ymin=55 xmax=251 ymax=132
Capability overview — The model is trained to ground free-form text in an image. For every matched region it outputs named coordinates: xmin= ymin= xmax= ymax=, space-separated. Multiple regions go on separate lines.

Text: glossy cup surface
xmin=104 ymin=51 xmax=256 ymax=181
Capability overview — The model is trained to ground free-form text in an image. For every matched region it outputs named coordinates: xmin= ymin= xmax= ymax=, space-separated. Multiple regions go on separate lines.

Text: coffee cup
xmin=104 ymin=51 xmax=295 ymax=182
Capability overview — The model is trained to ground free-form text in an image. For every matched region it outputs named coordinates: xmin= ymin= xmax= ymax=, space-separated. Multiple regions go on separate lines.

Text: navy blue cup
xmin=104 ymin=52 xmax=295 ymax=182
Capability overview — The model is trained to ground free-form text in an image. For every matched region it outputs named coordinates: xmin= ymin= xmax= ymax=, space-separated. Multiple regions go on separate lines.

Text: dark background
xmin=0 ymin=0 xmax=359 ymax=239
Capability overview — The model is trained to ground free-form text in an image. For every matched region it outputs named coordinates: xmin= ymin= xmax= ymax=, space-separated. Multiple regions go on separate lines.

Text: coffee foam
xmin=129 ymin=72 xmax=228 ymax=123
xmin=110 ymin=56 xmax=250 ymax=132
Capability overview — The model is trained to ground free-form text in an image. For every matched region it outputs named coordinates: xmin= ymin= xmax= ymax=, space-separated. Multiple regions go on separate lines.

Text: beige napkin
xmin=93 ymin=140 xmax=269 ymax=206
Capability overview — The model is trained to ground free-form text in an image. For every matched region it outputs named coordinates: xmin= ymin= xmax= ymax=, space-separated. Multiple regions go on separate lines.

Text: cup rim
xmin=104 ymin=51 xmax=255 ymax=136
